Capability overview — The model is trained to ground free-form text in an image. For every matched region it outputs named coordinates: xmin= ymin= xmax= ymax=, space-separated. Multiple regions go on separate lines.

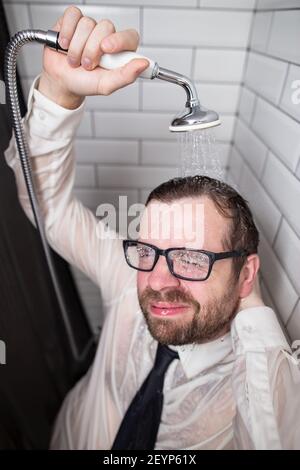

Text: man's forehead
xmin=139 ymin=197 xmax=228 ymax=248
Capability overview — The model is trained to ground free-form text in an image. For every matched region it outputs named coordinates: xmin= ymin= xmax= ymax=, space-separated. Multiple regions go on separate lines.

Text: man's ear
xmin=238 ymin=254 xmax=260 ymax=299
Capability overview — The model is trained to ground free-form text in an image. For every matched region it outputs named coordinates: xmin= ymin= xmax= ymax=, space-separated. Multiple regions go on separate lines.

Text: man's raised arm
xmin=4 ymin=6 xmax=148 ymax=304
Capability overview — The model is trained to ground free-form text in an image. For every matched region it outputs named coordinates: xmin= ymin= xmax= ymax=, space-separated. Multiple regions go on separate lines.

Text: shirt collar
xmin=168 ymin=332 xmax=233 ymax=379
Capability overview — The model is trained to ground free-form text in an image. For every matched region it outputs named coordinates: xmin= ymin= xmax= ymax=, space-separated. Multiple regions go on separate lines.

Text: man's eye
xmin=182 ymin=259 xmax=203 ymax=270
xmin=175 ymin=252 xmax=208 ymax=268
xmin=180 ymin=257 xmax=198 ymax=266
xmin=137 ymin=247 xmax=152 ymax=257
xmin=178 ymin=253 xmax=200 ymax=264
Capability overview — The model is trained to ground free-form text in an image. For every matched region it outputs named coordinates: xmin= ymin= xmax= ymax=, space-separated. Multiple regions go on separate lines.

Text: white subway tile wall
xmin=287 ymin=300 xmax=300 ymax=342
xmin=257 ymin=0 xmax=300 ymax=8
xmin=29 ymin=5 xmax=141 ymax=32
xmin=249 ymin=11 xmax=272 ymax=51
xmin=258 ymin=231 xmax=298 ymax=325
xmin=244 ymin=52 xmax=288 ymax=105
xmin=280 ymin=64 xmax=300 ymax=122
xmin=194 ymin=49 xmax=246 ymax=83
xmin=201 ymin=0 xmax=256 ymax=8
xmin=5 ymin=2 xmax=300 ymax=341
xmin=75 ymin=164 xmax=96 ymax=188
xmin=143 ymin=9 xmax=252 ymax=47
xmin=268 ymin=11 xmax=300 ymax=64
xmin=228 ymin=4 xmax=300 ymax=341
xmin=239 ymin=160 xmax=281 ymax=245
xmin=238 ymin=86 xmax=256 ymax=124
xmin=262 ymin=152 xmax=300 ymax=235
xmin=234 ymin=119 xmax=268 ymax=178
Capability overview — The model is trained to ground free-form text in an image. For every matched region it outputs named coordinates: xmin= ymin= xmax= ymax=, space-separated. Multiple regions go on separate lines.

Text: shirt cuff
xmin=230 ymin=306 xmax=291 ymax=355
xmin=25 ymin=75 xmax=85 ymax=140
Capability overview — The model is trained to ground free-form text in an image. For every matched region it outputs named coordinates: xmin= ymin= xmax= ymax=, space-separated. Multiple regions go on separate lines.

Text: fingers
xmin=101 ymin=29 xmax=140 ymax=54
xmin=81 ymin=19 xmax=115 ymax=70
xmin=67 ymin=16 xmax=97 ymax=67
xmin=52 ymin=16 xmax=63 ymax=33
xmin=48 ymin=6 xmax=144 ymax=98
xmin=51 ymin=6 xmax=140 ymax=72
xmin=80 ymin=26 xmax=139 ymax=71
xmin=58 ymin=6 xmax=83 ymax=49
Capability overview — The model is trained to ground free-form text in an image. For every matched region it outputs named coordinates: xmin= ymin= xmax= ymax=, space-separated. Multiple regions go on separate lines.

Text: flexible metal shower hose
xmin=4 ymin=29 xmax=94 ymax=362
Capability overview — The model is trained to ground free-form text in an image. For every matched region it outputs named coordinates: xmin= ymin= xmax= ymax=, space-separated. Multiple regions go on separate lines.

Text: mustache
xmin=139 ymin=286 xmax=199 ymax=307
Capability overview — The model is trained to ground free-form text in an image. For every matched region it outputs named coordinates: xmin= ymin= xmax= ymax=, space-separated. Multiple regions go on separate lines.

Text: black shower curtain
xmin=0 ymin=2 xmax=95 ymax=449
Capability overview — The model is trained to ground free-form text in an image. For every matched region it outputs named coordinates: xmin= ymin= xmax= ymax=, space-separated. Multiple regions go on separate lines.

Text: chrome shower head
xmin=155 ymin=67 xmax=221 ymax=132
xmin=169 ymin=105 xmax=220 ymax=132
xmin=43 ymin=30 xmax=221 ymax=133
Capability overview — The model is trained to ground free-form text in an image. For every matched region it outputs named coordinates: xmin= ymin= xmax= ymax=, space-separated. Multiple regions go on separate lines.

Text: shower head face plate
xmin=169 ymin=105 xmax=221 ymax=132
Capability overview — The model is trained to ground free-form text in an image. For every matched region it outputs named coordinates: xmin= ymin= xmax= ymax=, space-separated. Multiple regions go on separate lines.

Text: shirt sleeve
xmin=230 ymin=306 xmax=300 ymax=450
xmin=4 ymin=75 xmax=134 ymax=309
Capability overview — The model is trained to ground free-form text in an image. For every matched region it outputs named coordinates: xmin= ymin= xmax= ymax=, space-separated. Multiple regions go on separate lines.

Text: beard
xmin=138 ymin=279 xmax=240 ymax=346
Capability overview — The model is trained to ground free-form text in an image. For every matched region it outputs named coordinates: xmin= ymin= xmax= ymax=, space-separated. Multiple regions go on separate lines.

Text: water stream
xmin=177 ymin=129 xmax=225 ymax=181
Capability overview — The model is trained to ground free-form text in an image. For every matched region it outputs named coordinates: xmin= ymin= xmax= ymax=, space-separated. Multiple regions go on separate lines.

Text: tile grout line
xmin=264 ymin=10 xmax=274 ymax=53
xmin=271 ymin=214 xmax=283 ymax=248
xmin=6 ymin=2 xmax=258 ymax=12
xmin=227 ymin=4 xmax=255 ymax=174
xmin=285 ymin=298 xmax=300 ymax=331
xmin=277 ymin=62 xmax=291 ymax=107
xmin=245 ymin=82 xmax=300 ymax=126
xmin=251 ymin=47 xmax=300 ymax=68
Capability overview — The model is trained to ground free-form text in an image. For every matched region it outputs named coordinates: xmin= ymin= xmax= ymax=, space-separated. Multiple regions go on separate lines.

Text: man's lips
xmin=149 ymin=302 xmax=190 ymax=317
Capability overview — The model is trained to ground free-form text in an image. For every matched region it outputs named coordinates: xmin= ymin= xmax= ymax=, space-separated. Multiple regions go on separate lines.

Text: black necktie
xmin=111 ymin=343 xmax=179 ymax=450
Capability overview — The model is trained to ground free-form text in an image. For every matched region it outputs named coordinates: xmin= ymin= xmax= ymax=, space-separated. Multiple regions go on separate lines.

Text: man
xmin=4 ymin=7 xmax=300 ymax=449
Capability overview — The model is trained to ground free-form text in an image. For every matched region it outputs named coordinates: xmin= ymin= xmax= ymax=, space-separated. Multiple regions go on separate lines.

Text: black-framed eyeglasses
xmin=123 ymin=240 xmax=249 ymax=282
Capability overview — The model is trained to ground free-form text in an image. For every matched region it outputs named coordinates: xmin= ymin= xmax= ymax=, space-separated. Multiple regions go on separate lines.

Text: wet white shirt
xmin=4 ymin=76 xmax=300 ymax=450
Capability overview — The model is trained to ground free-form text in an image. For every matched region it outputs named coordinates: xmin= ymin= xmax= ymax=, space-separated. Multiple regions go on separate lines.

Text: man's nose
xmin=147 ymin=254 xmax=180 ymax=291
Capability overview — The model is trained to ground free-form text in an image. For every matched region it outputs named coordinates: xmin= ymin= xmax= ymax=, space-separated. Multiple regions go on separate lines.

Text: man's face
xmin=137 ymin=196 xmax=241 ymax=345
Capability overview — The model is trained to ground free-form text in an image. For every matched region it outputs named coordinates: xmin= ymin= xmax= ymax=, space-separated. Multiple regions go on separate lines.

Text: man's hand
xmin=38 ymin=6 xmax=149 ymax=109
xmin=237 ymin=275 xmax=265 ymax=312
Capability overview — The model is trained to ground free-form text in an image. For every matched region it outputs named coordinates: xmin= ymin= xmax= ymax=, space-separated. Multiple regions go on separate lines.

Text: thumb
xmin=125 ymin=58 xmax=150 ymax=78
xmin=99 ymin=58 xmax=149 ymax=95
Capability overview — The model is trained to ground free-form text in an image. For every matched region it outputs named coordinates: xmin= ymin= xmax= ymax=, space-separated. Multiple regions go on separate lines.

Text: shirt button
xmin=39 ymin=111 xmax=45 ymax=120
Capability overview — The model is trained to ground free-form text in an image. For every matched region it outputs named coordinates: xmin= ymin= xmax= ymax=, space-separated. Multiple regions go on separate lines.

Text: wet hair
xmin=146 ymin=175 xmax=259 ymax=280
